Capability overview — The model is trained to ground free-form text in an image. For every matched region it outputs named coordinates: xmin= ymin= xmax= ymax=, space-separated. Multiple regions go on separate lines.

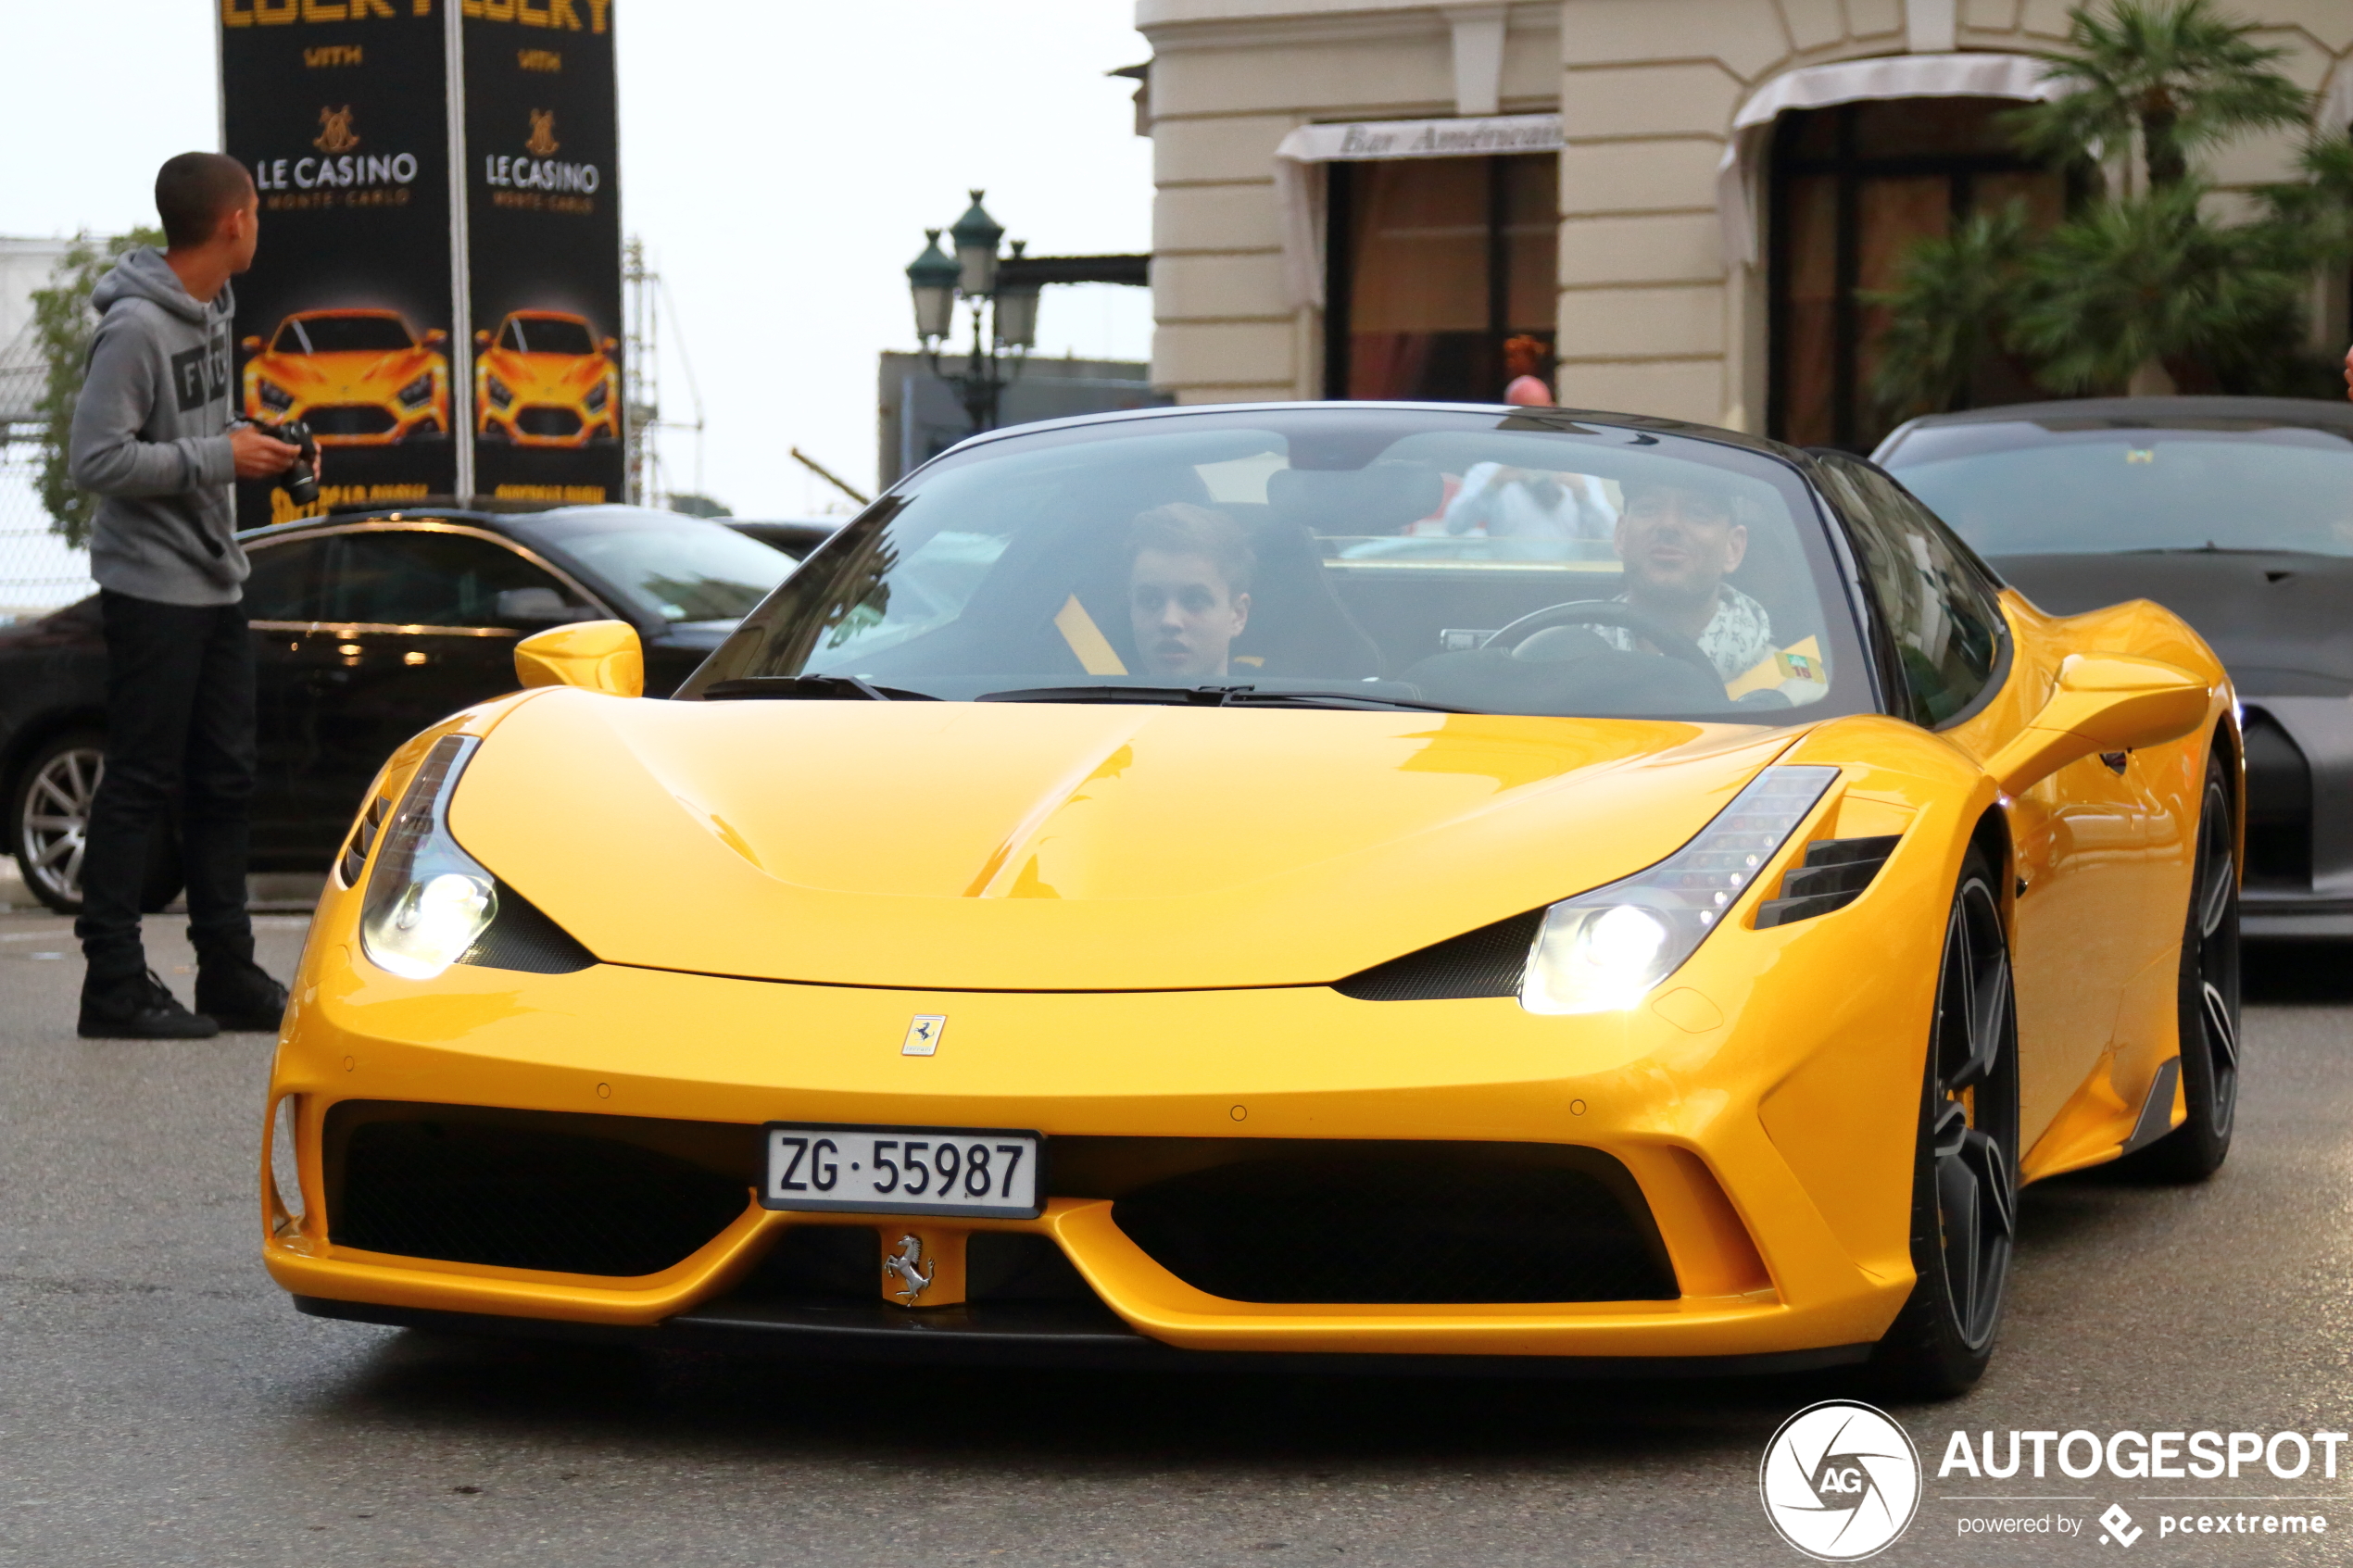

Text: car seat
xmin=1224 ymin=506 xmax=1384 ymax=681
xmin=1725 ymin=517 xmax=1820 ymax=647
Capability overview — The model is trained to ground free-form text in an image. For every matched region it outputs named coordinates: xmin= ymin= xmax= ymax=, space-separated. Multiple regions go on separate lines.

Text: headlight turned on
xmin=359 ymin=734 xmax=498 ymax=980
xmin=1520 ymin=765 xmax=1838 ymax=1015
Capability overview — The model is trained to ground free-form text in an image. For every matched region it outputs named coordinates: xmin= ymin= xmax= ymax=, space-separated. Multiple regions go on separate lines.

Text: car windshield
xmin=679 ymin=408 xmax=1869 ymax=720
xmin=283 ymin=315 xmax=414 ymax=353
xmin=1879 ymin=418 xmax=2353 ymax=558
xmin=519 ymin=508 xmax=793 ymax=623
xmin=504 ymin=317 xmax=596 ymax=355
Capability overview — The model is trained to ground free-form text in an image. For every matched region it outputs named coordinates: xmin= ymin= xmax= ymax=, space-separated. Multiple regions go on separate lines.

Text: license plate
xmin=761 ymin=1123 xmax=1044 ymax=1218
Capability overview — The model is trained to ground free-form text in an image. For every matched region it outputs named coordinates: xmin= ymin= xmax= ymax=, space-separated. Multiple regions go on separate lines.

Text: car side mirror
xmin=422 ymin=328 xmax=448 ymax=346
xmin=241 ymin=335 xmax=262 ymax=353
xmin=475 ymin=330 xmax=492 ymax=347
xmin=600 ymin=336 xmax=618 ymax=354
xmin=1985 ymin=654 xmax=2209 ymax=797
xmin=513 ymin=619 xmax=643 ymax=698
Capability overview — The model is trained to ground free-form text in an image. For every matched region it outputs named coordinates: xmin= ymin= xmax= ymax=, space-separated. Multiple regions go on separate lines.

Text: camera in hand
xmin=239 ymin=418 xmax=321 ymax=506
xmin=273 ymin=420 xmax=320 ymax=506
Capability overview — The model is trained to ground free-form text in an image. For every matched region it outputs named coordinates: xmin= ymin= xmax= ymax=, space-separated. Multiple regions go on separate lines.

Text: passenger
xmin=1127 ymin=503 xmax=1254 ymax=680
xmin=1598 ymin=480 xmax=1774 ymax=683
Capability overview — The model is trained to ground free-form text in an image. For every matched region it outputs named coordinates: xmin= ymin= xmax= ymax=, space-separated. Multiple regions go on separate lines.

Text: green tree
xmin=1872 ymin=0 xmax=2329 ymax=415
xmin=2007 ymin=182 xmax=2303 ymax=395
xmin=1866 ymin=206 xmax=2033 ymax=423
xmin=2256 ymin=133 xmax=2353 ymax=270
xmin=2003 ymin=0 xmax=2309 ymax=192
xmin=31 ymin=227 xmax=162 ymax=547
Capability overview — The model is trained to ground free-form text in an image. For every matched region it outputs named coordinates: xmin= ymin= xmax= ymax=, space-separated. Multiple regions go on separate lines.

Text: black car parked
xmin=2 ymin=502 xmax=791 ymax=913
xmin=1876 ymin=396 xmax=2353 ymax=937
xmin=724 ymin=518 xmax=844 ymax=560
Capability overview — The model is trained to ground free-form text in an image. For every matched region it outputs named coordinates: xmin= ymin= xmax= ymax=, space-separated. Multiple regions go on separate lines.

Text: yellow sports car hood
xmin=447 ymin=690 xmax=1800 ymax=990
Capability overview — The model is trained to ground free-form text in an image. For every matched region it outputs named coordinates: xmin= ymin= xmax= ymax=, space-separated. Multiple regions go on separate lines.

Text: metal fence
xmin=0 ymin=446 xmax=93 ymax=622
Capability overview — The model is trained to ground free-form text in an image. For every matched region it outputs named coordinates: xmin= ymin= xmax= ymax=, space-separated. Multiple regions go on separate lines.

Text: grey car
xmin=1875 ymin=396 xmax=2353 ymax=938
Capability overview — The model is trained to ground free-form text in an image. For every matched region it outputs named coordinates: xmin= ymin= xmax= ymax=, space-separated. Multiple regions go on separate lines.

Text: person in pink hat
xmin=1501 ymin=332 xmax=1553 ymax=407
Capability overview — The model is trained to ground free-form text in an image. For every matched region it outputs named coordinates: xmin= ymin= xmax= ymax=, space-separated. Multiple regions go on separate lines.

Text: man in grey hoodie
xmin=68 ymin=152 xmax=303 ymax=1038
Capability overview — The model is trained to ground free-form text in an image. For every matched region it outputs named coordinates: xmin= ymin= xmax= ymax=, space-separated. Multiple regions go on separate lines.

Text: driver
xmin=1597 ymin=479 xmax=1774 ymax=683
xmin=1127 ymin=503 xmax=1254 ymax=680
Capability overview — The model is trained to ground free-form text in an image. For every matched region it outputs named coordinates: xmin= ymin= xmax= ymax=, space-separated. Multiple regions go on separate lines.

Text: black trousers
xmin=75 ymin=590 xmax=257 ymax=982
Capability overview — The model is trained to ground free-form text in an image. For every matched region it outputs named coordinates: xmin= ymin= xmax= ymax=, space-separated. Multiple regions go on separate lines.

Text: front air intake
xmin=326 ymin=1103 xmax=755 ymax=1276
xmin=1755 ymin=834 xmax=1900 ymax=928
xmin=2242 ymin=710 xmax=2311 ymax=890
xmin=1107 ymin=1142 xmax=1675 ymax=1304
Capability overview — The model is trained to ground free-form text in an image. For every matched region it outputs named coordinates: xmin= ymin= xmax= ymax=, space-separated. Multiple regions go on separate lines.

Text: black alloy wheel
xmin=1874 ymin=845 xmax=2020 ymax=1398
xmin=2128 ymin=747 xmax=2240 ymax=1181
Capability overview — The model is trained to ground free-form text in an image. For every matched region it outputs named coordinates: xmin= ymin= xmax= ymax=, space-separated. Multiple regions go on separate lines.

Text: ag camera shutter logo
xmin=1759 ymin=1400 xmax=1922 ymax=1561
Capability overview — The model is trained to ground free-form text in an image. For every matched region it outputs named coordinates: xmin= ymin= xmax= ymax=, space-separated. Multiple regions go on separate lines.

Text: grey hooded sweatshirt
xmin=68 ymin=247 xmax=246 ymax=606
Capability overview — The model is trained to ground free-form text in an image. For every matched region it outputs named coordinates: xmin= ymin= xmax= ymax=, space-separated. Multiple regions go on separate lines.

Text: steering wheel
xmin=1481 ymin=599 xmax=1723 ymax=686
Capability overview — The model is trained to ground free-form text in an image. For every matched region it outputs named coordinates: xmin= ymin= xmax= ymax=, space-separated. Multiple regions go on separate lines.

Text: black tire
xmin=2123 ymin=745 xmax=2239 ymax=1182
xmin=6 ymin=730 xmax=183 ymax=917
xmin=1872 ymin=844 xmax=2020 ymax=1399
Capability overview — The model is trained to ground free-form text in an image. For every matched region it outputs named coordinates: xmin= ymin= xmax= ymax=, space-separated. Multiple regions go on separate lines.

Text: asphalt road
xmin=2 ymin=895 xmax=2347 ymax=1567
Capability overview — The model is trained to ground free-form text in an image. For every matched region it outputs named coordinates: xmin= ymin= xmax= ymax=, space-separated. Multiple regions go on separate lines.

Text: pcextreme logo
xmin=1760 ymin=1400 xmax=1922 ymax=1562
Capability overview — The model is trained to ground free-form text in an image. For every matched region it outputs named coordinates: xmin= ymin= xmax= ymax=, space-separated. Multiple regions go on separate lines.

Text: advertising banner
xmin=219 ymin=0 xmax=459 ymax=529
xmin=461 ymin=0 xmax=624 ymax=506
xmin=220 ymin=0 xmax=623 ymax=522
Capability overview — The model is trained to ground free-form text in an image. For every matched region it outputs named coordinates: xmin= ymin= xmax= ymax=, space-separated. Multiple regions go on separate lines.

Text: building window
xmin=1325 ymin=154 xmax=1556 ymax=402
xmin=1768 ymin=98 xmax=2067 ymax=452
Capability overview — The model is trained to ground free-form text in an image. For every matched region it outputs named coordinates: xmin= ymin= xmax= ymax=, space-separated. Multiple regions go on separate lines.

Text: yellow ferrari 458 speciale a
xmin=263 ymin=404 xmax=2238 ymax=1395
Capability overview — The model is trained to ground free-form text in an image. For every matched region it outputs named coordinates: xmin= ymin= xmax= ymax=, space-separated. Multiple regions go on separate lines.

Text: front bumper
xmin=263 ymin=865 xmax=1946 ymax=1366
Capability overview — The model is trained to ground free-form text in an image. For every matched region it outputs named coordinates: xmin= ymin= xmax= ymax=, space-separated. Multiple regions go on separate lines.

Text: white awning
xmin=1717 ymin=53 xmax=2066 ymax=268
xmin=1273 ymin=113 xmax=1564 ymax=310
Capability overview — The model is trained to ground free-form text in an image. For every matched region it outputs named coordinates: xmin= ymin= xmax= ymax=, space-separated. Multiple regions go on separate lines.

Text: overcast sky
xmin=2 ymin=1 xmax=1154 ymax=516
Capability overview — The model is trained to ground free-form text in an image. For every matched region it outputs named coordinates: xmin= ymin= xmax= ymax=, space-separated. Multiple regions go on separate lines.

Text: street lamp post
xmin=905 ymin=190 xmax=1038 ymax=436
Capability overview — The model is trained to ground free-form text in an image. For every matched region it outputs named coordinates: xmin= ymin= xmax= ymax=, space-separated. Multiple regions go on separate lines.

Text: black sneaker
xmin=80 ymin=970 xmax=220 ymax=1040
xmin=195 ymin=956 xmax=292 ymax=1033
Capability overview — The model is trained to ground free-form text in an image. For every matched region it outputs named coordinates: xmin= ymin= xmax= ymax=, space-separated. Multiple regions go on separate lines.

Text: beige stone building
xmin=1135 ymin=0 xmax=2353 ymax=448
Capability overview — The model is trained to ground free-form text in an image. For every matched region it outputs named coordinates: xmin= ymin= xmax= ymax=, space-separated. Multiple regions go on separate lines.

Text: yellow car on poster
xmin=473 ymin=310 xmax=619 ymax=447
xmin=240 ymin=308 xmax=450 ymax=445
xmin=261 ymin=404 xmax=2238 ymax=1397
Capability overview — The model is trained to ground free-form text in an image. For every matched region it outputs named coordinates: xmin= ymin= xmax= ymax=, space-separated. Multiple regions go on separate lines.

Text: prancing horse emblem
xmin=883 ymin=1233 xmax=934 ymax=1305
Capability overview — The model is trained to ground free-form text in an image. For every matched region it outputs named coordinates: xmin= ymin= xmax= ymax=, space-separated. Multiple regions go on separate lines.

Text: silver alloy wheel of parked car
xmin=16 ymin=739 xmax=102 ymax=909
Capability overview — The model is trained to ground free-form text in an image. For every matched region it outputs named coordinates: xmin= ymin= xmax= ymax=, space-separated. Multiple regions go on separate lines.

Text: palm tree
xmin=2007 ymin=182 xmax=2303 ymax=395
xmin=2004 ymin=0 xmax=2309 ymax=193
xmin=2259 ymin=133 xmax=2353 ymax=270
xmin=1867 ymin=207 xmax=2033 ymax=420
xmin=1869 ymin=0 xmax=2323 ymax=413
